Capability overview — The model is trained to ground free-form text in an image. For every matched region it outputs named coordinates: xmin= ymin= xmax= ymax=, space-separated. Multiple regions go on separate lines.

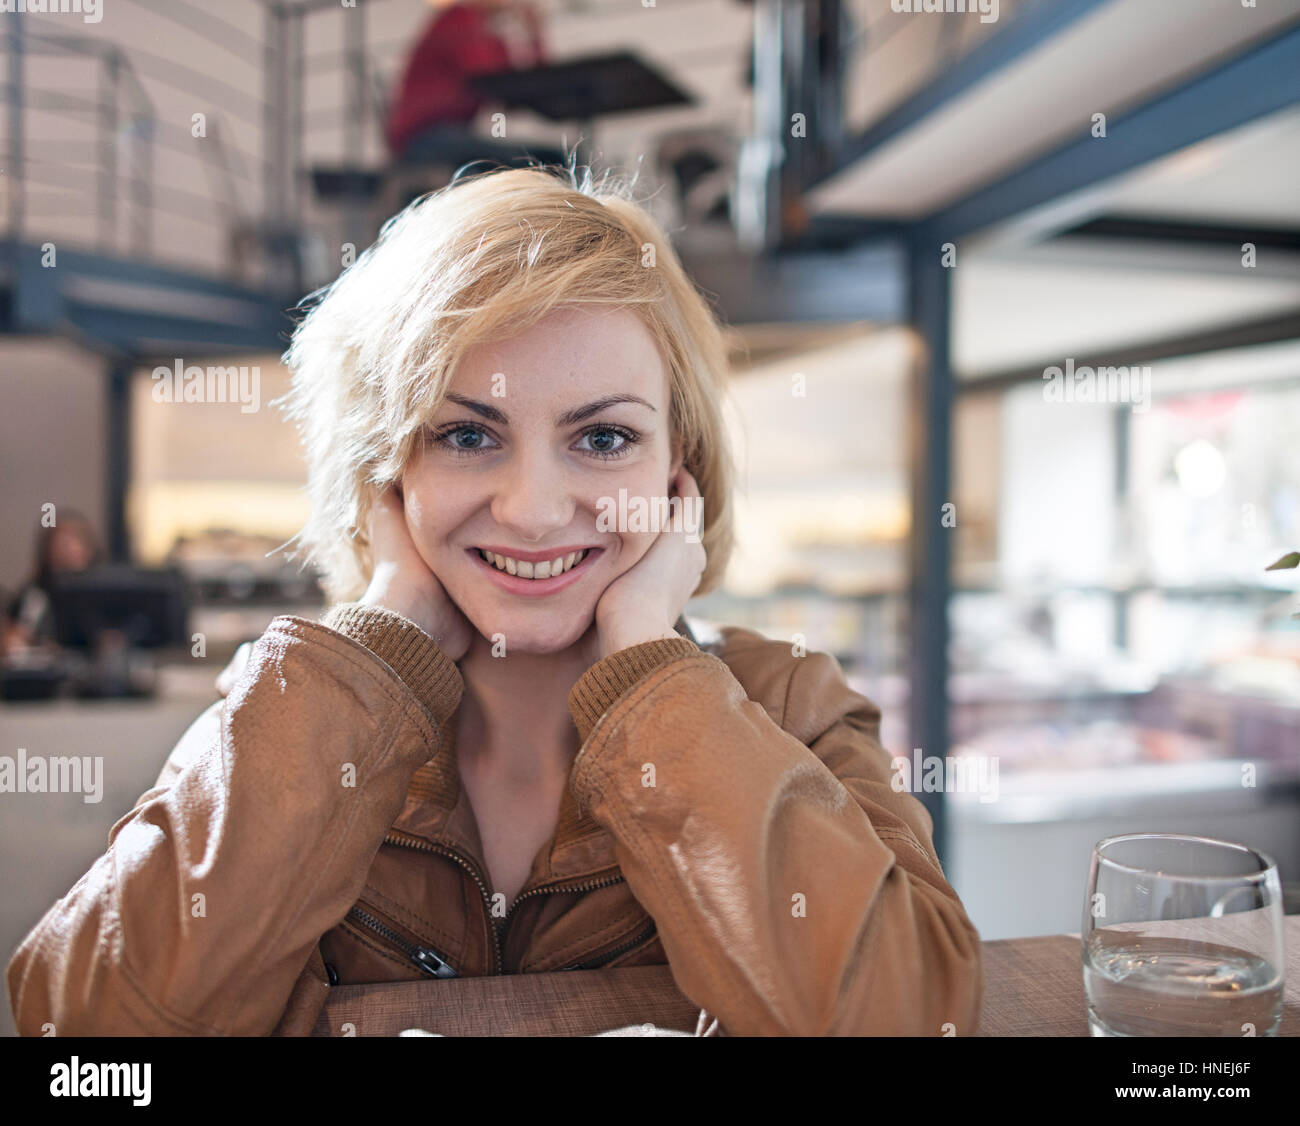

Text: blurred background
xmin=2 ymin=0 xmax=1299 ymax=1035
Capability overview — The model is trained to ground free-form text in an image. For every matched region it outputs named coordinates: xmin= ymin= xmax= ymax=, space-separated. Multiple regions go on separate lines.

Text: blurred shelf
xmin=702 ymin=581 xmax=1298 ymax=602
xmin=948 ymin=758 xmax=1300 ymax=825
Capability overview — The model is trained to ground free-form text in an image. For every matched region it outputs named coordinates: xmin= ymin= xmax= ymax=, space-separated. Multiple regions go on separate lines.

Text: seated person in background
xmin=386 ymin=0 xmax=548 ymax=164
xmin=2 ymin=512 xmax=102 ymax=659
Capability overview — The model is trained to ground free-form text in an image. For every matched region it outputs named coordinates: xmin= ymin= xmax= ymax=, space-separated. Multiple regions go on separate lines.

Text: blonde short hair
xmin=281 ymin=164 xmax=737 ymax=606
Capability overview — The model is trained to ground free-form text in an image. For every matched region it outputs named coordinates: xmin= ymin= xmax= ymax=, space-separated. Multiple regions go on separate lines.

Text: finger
xmin=368 ymin=486 xmax=406 ymax=552
xmin=672 ymin=469 xmax=703 ymax=538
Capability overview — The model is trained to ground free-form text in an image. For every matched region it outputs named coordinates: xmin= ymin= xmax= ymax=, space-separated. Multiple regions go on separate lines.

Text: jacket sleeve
xmin=6 ymin=605 xmax=460 ymax=1036
xmin=567 ymin=636 xmax=984 ymax=1036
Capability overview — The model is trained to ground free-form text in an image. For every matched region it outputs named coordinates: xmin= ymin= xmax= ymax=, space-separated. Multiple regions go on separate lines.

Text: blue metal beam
xmin=677 ymin=236 xmax=907 ymax=324
xmin=4 ymin=240 xmax=289 ymax=303
xmin=2 ymin=240 xmax=290 ymax=354
xmin=917 ymin=19 xmax=1300 ymax=243
xmin=906 ymin=233 xmax=953 ymax=867
xmin=106 ymin=359 xmax=132 ymax=562
xmin=63 ymin=304 xmax=288 ymax=357
xmin=808 ymin=0 xmax=1116 ymax=192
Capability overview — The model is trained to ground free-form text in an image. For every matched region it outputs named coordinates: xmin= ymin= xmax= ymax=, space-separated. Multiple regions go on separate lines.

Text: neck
xmin=454 ymin=621 xmax=604 ymax=778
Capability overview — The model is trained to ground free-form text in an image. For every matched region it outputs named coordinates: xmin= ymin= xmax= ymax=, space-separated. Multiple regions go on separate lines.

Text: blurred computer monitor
xmin=48 ymin=565 xmax=190 ymax=650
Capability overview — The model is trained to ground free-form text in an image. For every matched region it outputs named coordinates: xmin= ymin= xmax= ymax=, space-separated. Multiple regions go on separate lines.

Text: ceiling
xmin=10 ymin=0 xmax=1298 ymax=372
xmin=807 ymin=0 xmax=1300 ymax=223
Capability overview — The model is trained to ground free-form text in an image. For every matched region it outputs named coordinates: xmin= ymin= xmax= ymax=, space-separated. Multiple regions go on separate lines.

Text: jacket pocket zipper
xmin=382 ymin=826 xmax=655 ymax=972
xmin=345 ymin=905 xmax=459 ymax=979
xmin=384 ymin=828 xmax=632 ymax=975
xmin=563 ymin=920 xmax=658 ymax=971
xmin=382 ymin=831 xmax=503 ymax=973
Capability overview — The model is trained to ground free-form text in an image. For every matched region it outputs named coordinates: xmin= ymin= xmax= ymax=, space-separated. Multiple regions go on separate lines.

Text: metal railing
xmin=1 ymin=0 xmax=1018 ymax=280
xmin=0 ymin=5 xmax=397 ymax=286
xmin=4 ymin=20 xmax=158 ymax=256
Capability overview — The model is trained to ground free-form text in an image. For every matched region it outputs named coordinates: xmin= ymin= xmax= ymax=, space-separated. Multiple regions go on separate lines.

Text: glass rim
xmin=1094 ymin=832 xmax=1279 ymax=882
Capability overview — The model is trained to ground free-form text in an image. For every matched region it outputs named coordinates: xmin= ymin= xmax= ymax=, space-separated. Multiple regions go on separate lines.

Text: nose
xmin=488 ymin=446 xmax=579 ymax=544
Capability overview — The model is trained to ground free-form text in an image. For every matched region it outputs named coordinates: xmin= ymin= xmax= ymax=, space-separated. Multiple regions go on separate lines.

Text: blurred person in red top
xmin=386 ymin=0 xmax=547 ymax=161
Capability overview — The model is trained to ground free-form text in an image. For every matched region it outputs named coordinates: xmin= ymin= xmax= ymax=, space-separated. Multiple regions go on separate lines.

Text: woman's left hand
xmin=593 ymin=468 xmax=707 ymax=661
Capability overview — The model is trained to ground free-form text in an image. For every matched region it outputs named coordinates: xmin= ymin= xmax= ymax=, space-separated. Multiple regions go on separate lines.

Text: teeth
xmin=478 ymin=548 xmax=588 ymax=579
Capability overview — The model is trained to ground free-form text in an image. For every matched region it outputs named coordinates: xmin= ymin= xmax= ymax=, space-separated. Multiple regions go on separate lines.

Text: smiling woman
xmin=6 ymin=164 xmax=984 ymax=1038
xmin=396 ymin=304 xmax=689 ymax=654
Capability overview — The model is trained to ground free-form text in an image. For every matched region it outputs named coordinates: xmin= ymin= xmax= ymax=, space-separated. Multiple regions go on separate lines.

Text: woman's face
xmin=49 ymin=524 xmax=95 ymax=573
xmin=400 ymin=306 xmax=682 ymax=655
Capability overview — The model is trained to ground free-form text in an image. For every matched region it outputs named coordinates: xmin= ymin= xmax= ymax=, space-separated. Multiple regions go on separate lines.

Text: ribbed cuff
xmin=568 ymin=636 xmax=701 ymax=744
xmin=320 ymin=602 xmax=463 ymax=726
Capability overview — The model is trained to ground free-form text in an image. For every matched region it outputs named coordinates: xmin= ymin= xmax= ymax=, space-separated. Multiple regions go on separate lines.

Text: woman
xmin=385 ymin=0 xmax=546 ymax=160
xmin=2 ymin=511 xmax=102 ymax=658
xmin=6 ymin=166 xmax=983 ymax=1036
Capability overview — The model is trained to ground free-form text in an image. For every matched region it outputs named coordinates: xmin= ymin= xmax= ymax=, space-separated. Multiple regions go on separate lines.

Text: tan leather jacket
xmin=7 ymin=604 xmax=983 ymax=1036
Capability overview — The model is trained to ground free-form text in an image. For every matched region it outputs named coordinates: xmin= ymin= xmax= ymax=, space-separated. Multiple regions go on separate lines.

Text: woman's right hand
xmin=359 ymin=485 xmax=475 ymax=661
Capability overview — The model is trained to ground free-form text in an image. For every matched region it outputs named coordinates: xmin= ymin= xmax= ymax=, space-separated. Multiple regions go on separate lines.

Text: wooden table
xmin=314 ymin=916 xmax=1300 ymax=1037
xmin=979 ymin=915 xmax=1300 ymax=1036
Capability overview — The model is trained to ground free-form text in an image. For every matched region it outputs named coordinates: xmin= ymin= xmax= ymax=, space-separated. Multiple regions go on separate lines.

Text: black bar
xmin=105 ymin=360 xmax=132 ymax=564
xmin=1062 ymin=216 xmax=1300 ymax=251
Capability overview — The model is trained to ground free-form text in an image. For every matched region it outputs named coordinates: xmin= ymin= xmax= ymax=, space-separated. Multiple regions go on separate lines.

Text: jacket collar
xmin=390 ymin=615 xmax=709 ymax=887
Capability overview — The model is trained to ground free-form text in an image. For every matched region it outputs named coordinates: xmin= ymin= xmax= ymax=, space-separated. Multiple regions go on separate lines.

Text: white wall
xmin=0 ymin=338 xmax=106 ymax=592
xmin=998 ymin=381 xmax=1114 ymax=588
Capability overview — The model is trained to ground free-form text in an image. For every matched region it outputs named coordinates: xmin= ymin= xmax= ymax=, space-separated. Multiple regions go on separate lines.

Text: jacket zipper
xmin=381 ymin=829 xmax=647 ymax=973
xmin=382 ymin=830 xmax=503 ymax=973
xmin=563 ymin=920 xmax=659 ymax=971
xmin=345 ymin=905 xmax=458 ymax=979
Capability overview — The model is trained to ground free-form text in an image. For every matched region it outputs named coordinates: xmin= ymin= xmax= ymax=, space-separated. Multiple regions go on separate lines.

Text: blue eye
xmin=576 ymin=425 xmax=639 ymax=460
xmin=435 ymin=425 xmax=496 ymax=457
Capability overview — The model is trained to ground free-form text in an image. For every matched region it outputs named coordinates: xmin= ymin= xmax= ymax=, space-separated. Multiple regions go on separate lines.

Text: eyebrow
xmin=441 ymin=392 xmax=658 ymax=427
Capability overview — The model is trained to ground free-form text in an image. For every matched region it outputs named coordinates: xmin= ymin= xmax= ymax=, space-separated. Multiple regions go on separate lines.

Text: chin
xmin=457 ymin=599 xmax=596 ymax=656
xmin=490 ymin=619 xmax=594 ymax=655
xmin=503 ymin=631 xmax=589 ymax=656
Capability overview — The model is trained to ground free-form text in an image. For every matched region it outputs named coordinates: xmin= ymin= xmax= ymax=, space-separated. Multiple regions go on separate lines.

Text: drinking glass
xmin=1082 ymin=833 xmax=1285 ymax=1037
